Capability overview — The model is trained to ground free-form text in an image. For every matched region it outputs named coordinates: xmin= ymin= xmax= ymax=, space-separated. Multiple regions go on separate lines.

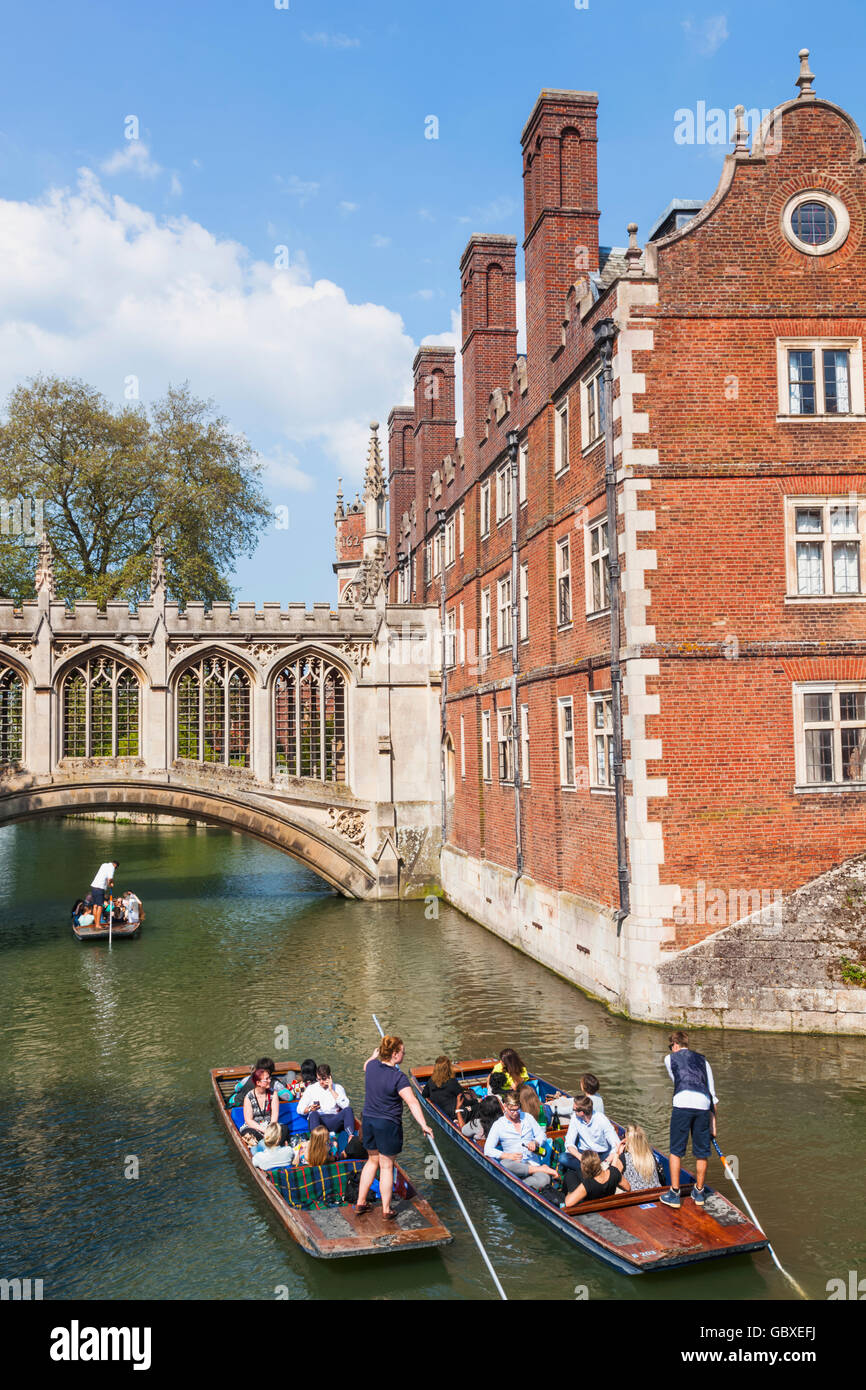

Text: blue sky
xmin=1 ymin=0 xmax=864 ymax=602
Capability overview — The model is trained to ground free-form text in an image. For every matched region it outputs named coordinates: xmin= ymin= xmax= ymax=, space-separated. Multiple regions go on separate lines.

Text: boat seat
xmin=230 ymin=1101 xmax=310 ymax=1135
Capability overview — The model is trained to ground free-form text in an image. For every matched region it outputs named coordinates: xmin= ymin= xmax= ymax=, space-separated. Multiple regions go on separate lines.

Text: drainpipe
xmin=436 ymin=507 xmax=448 ymax=844
xmin=506 ymin=429 xmax=524 ymax=881
xmin=593 ymin=317 xmax=630 ymax=932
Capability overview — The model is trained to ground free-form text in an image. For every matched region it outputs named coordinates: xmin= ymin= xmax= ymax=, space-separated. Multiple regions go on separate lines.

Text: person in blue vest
xmin=660 ymin=1029 xmax=718 ymax=1209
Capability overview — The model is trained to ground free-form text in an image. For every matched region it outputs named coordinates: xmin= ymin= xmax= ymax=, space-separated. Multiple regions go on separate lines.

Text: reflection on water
xmin=0 ymin=819 xmax=863 ymax=1302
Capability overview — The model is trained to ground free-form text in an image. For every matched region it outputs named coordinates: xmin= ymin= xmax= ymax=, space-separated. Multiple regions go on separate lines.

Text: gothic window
xmin=61 ymin=657 xmax=140 ymax=759
xmin=175 ymin=656 xmax=251 ymax=768
xmin=274 ymin=654 xmax=346 ymax=782
xmin=0 ymin=666 xmax=23 ymax=763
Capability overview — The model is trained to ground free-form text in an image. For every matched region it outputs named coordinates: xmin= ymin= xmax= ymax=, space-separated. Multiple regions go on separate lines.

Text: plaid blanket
xmin=263 ymin=1158 xmax=366 ymax=1210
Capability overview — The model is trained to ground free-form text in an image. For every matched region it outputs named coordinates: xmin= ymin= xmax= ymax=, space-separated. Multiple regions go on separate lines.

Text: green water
xmin=0 ymin=820 xmax=863 ymax=1302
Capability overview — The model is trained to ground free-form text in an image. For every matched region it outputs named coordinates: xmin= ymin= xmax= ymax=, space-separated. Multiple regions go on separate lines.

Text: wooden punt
xmin=411 ymin=1058 xmax=769 ymax=1276
xmin=72 ymin=911 xmax=144 ymax=941
xmin=211 ymin=1063 xmax=452 ymax=1260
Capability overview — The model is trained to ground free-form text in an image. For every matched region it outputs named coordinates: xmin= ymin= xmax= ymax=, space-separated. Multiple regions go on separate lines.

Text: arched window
xmin=274 ymin=655 xmax=346 ymax=782
xmin=61 ymin=657 xmax=140 ymax=759
xmin=175 ymin=655 xmax=251 ymax=768
xmin=0 ymin=665 xmax=23 ymax=763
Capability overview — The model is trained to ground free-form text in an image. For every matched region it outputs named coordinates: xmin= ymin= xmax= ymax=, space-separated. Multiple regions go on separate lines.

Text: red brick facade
xmin=368 ymin=73 xmax=866 ymax=956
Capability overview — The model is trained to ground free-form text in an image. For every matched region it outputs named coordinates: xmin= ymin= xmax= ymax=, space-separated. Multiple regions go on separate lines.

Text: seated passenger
xmin=580 ymin=1073 xmax=605 ymax=1114
xmin=519 ymin=1084 xmax=549 ymax=1130
xmin=483 ymin=1090 xmax=560 ymax=1191
xmin=487 ymin=1048 xmax=531 ymax=1094
xmin=240 ymin=1066 xmax=279 ymax=1141
xmin=422 ymin=1056 xmax=469 ymax=1122
xmin=293 ymin=1124 xmax=332 ymax=1168
xmin=297 ymin=1064 xmax=356 ymax=1136
xmin=621 ymin=1124 xmax=662 ymax=1191
xmin=122 ymin=890 xmax=142 ymax=925
xmin=299 ymin=1058 xmax=318 ymax=1091
xmin=229 ymin=1057 xmax=296 ymax=1107
xmin=252 ymin=1122 xmax=296 ymax=1170
xmin=560 ymin=1095 xmax=623 ymax=1190
xmin=561 ymin=1149 xmax=630 ymax=1212
xmin=462 ymin=1095 xmax=503 ymax=1143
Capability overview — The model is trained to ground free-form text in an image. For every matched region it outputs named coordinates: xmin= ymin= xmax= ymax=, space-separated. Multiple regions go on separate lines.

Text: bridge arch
xmin=0 ymin=777 xmax=378 ymax=899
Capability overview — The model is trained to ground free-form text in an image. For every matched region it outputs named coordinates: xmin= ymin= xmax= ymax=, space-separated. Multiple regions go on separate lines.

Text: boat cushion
xmin=230 ymin=1101 xmax=310 ymax=1135
xmin=263 ymin=1158 xmax=367 ymax=1210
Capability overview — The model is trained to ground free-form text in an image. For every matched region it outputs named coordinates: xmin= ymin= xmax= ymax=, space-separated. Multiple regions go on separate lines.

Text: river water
xmin=0 ymin=820 xmax=862 ymax=1302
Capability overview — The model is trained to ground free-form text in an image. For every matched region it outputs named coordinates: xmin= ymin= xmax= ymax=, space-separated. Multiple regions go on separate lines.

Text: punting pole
xmin=371 ymin=1013 xmax=508 ymax=1302
xmin=712 ymin=1137 xmax=807 ymax=1299
xmin=108 ymin=897 xmax=113 ymax=948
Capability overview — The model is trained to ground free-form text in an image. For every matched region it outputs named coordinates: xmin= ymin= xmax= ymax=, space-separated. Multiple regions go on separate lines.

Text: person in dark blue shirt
xmin=354 ymin=1034 xmax=432 ymax=1220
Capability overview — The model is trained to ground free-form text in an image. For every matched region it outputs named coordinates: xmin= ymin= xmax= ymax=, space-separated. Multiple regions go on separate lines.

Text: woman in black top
xmin=562 ymin=1149 xmax=630 ymax=1211
xmin=422 ymin=1056 xmax=467 ymax=1121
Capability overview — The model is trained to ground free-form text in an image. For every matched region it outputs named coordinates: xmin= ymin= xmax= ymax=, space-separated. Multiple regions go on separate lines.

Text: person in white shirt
xmin=122 ymin=891 xmax=142 ymax=925
xmin=297 ymin=1064 xmax=355 ymax=1138
xmin=560 ymin=1096 xmax=623 ymax=1193
xmin=660 ymin=1030 xmax=719 ymax=1210
xmin=483 ymin=1091 xmax=560 ymax=1191
xmin=251 ymin=1123 xmax=296 ymax=1171
xmin=89 ymin=861 xmax=118 ymax=929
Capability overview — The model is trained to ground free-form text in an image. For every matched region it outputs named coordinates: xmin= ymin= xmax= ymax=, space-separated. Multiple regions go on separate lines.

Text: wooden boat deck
xmin=411 ymin=1059 xmax=769 ymax=1275
xmin=211 ymin=1063 xmax=452 ymax=1259
xmin=72 ymin=914 xmax=143 ymax=941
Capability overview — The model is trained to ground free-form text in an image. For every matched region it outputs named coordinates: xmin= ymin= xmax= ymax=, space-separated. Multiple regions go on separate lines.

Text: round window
xmin=782 ymin=191 xmax=849 ymax=256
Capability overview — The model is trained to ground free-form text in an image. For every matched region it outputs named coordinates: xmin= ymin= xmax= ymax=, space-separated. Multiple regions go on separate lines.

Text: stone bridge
xmin=0 ymin=523 xmax=443 ymax=898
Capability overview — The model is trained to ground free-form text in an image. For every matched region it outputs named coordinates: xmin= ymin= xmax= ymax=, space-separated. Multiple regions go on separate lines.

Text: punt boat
xmin=72 ymin=907 xmax=144 ymax=940
xmin=411 ymin=1057 xmax=769 ymax=1275
xmin=211 ymin=1063 xmax=452 ymax=1259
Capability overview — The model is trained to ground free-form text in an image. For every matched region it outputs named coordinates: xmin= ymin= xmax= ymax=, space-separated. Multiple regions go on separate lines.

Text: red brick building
xmin=345 ymin=56 xmax=866 ymax=1029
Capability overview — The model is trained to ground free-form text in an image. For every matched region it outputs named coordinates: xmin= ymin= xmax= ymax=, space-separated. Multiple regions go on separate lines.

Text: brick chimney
xmin=460 ymin=234 xmax=518 ymax=467
xmin=387 ymin=405 xmax=415 ymax=596
xmin=521 ymin=90 xmax=599 ymax=396
xmin=333 ymin=480 xmax=365 ymax=601
xmin=412 ymin=345 xmax=456 ymax=544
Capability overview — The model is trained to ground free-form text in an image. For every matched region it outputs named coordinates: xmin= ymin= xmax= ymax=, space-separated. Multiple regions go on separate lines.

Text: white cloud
xmin=371 ymin=233 xmax=391 ymax=248
xmin=339 ymin=201 xmax=359 ymax=215
xmin=0 ymin=172 xmax=416 ymax=489
xmin=301 ymin=31 xmax=360 ymax=49
xmin=682 ymin=14 xmax=729 ymax=56
xmin=100 ymin=140 xmax=162 ymax=179
xmin=169 ymin=173 xmax=183 ymax=198
xmin=259 ymin=445 xmax=315 ymax=493
xmin=415 ymin=288 xmax=434 ymax=300
xmin=277 ymin=174 xmax=320 ymax=204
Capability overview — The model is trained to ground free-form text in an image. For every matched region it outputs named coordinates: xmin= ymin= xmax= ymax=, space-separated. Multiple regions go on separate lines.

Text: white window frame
xmin=580 ymin=366 xmax=605 ymax=450
xmin=588 ymin=691 xmax=615 ymax=790
xmin=444 ymin=516 xmax=455 ymax=568
xmin=497 ymin=706 xmax=514 ymax=783
xmin=497 ymin=574 xmax=512 ymax=650
xmin=520 ymin=703 xmax=530 ymax=784
xmin=432 ymin=531 xmax=443 ymax=578
xmin=398 ymin=558 xmax=410 ymax=603
xmin=793 ymin=682 xmax=866 ymax=789
xmin=480 ymin=480 xmax=491 ymax=538
xmin=445 ymin=608 xmax=457 ymax=669
xmin=584 ymin=513 xmax=610 ymax=616
xmin=424 ymin=540 xmax=431 ymax=585
xmin=775 ymin=337 xmax=864 ymax=420
xmin=556 ymin=536 xmax=572 ymax=628
xmin=480 ymin=588 xmax=491 ymax=657
xmin=554 ymin=398 xmax=570 ymax=475
xmin=558 ymin=696 xmax=575 ymax=788
xmin=459 ymin=504 xmax=465 ymax=555
xmin=784 ymin=496 xmax=865 ymax=600
xmin=520 ymin=561 xmax=529 ymax=641
xmin=482 ymin=709 xmax=492 ymax=781
xmin=518 ymin=441 xmax=528 ymax=505
xmin=459 ymin=601 xmax=465 ymax=664
xmin=496 ymin=462 xmax=512 ymax=525
xmin=460 ymin=715 xmax=466 ymax=778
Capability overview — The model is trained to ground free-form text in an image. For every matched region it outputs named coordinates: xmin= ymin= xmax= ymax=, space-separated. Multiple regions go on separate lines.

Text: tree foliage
xmin=0 ymin=375 xmax=272 ymax=605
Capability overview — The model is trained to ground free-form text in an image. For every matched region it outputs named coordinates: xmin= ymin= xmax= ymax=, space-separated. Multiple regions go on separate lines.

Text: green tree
xmin=0 ymin=375 xmax=272 ymax=605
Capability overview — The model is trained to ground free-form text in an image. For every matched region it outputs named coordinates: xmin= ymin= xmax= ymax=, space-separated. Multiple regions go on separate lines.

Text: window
xmin=782 ymin=190 xmax=850 ymax=256
xmin=62 ymin=656 xmax=140 ymax=759
xmin=776 ymin=338 xmax=864 ymax=418
xmin=497 ymin=574 xmax=512 ymax=649
xmin=445 ymin=608 xmax=457 ymax=669
xmin=0 ymin=666 xmax=23 ymax=763
xmin=558 ymin=697 xmax=575 ymax=787
xmin=444 ymin=517 xmax=455 ymax=568
xmin=459 ymin=505 xmax=465 ymax=555
xmin=480 ymin=481 xmax=491 ymax=538
xmin=424 ymin=540 xmax=432 ymax=584
xmin=497 ymin=707 xmax=514 ymax=782
xmin=786 ymin=498 xmax=863 ymax=597
xmin=520 ymin=562 xmax=529 ymax=640
xmin=176 ymin=655 xmax=251 ymax=768
xmin=519 ymin=442 xmax=528 ymax=505
xmin=460 ymin=715 xmax=466 ymax=778
xmin=581 ymin=368 xmax=606 ymax=448
xmin=557 ymin=537 xmax=572 ymax=627
xmin=554 ymin=399 xmax=569 ymax=474
xmin=589 ymin=693 xmax=615 ymax=788
xmin=398 ymin=558 xmax=410 ymax=603
xmin=587 ymin=516 xmax=610 ymax=614
xmin=482 ymin=709 xmax=492 ymax=780
xmin=796 ymin=685 xmax=866 ymax=786
xmin=520 ymin=704 xmax=530 ymax=784
xmin=496 ymin=463 xmax=512 ymax=524
xmin=274 ymin=654 xmax=346 ymax=782
xmin=432 ymin=532 xmax=442 ymax=578
xmin=480 ymin=588 xmax=491 ymax=657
